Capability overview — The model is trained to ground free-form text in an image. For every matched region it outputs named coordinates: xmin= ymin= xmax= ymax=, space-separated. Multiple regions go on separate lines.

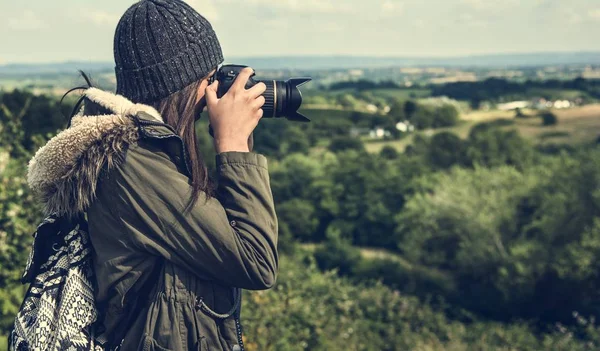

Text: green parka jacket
xmin=26 ymin=87 xmax=279 ymax=351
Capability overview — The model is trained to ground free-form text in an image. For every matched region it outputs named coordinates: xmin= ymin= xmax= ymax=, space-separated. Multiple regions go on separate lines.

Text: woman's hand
xmin=205 ymin=67 xmax=266 ymax=153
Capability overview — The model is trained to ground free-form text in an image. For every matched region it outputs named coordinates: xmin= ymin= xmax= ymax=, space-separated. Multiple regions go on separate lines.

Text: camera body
xmin=210 ymin=64 xmax=311 ymax=122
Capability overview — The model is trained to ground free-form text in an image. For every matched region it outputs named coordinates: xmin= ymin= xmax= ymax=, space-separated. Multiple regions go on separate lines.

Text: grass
xmin=299 ymin=243 xmax=447 ymax=279
xmin=367 ymin=88 xmax=432 ymax=100
xmin=538 ymin=131 xmax=571 ymax=140
xmin=363 ymin=104 xmax=600 ymax=154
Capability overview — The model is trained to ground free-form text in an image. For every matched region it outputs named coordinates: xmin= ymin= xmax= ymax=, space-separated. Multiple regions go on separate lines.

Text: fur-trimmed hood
xmin=27 ymin=88 xmax=164 ymax=218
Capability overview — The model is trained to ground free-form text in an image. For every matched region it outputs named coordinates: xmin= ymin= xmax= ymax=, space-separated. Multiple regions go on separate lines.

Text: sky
xmin=1 ymin=0 xmax=599 ymax=64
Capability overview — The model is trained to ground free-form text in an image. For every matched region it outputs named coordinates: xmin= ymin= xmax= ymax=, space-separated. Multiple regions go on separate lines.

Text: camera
xmin=210 ymin=64 xmax=312 ymax=122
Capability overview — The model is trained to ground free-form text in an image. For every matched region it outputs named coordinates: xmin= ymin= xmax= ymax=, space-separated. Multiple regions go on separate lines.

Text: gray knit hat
xmin=114 ymin=0 xmax=224 ymax=103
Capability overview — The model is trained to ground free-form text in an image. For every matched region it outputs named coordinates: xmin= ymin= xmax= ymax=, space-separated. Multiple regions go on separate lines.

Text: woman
xmin=26 ymin=0 xmax=278 ymax=350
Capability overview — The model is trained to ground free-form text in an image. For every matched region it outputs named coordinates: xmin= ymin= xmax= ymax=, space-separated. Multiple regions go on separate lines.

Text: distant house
xmin=530 ymin=98 xmax=572 ymax=110
xmin=396 ymin=121 xmax=415 ymax=133
xmin=553 ymin=100 xmax=571 ymax=109
xmin=349 ymin=127 xmax=371 ymax=138
xmin=369 ymin=128 xmax=391 ymax=139
xmin=366 ymin=104 xmax=378 ymax=113
xmin=497 ymin=101 xmax=529 ymax=111
xmin=531 ymin=98 xmax=553 ymax=110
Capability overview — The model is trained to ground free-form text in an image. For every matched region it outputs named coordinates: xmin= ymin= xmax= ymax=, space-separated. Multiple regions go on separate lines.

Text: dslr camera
xmin=209 ymin=64 xmax=312 ymax=122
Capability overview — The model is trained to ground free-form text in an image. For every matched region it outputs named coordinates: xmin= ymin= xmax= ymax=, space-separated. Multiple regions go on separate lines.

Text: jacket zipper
xmin=234 ymin=294 xmax=245 ymax=351
xmin=138 ymin=116 xmax=245 ymax=351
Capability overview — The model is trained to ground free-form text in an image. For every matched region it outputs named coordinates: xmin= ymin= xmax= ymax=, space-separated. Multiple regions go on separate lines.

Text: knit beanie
xmin=113 ymin=0 xmax=224 ymax=103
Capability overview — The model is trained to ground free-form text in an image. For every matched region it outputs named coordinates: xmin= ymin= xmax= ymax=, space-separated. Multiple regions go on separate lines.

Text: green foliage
xmin=431 ymin=77 xmax=600 ymax=103
xmin=3 ymin=89 xmax=600 ymax=349
xmin=0 ymin=89 xmax=68 ymax=158
xmin=395 ymin=154 xmax=600 ymax=322
xmin=427 ymin=132 xmax=466 ymax=169
xmin=406 ymin=101 xmax=460 ymax=129
xmin=241 ymin=253 xmax=600 ymax=351
xmin=404 ymin=100 xmax=418 ymax=119
xmin=276 ymin=199 xmax=319 ymax=242
xmin=379 ymin=145 xmax=399 ymax=160
xmin=0 ymin=90 xmax=60 ymax=333
xmin=465 ymin=123 xmax=534 ymax=169
xmin=328 ymin=136 xmax=365 ymax=153
xmin=388 ymin=99 xmax=406 ymax=121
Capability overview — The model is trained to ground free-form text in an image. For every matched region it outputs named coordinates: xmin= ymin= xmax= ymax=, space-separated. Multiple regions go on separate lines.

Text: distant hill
xmin=1 ymin=52 xmax=598 ymax=75
xmin=234 ymin=52 xmax=600 ymax=70
xmin=0 ymin=61 xmax=114 ymax=75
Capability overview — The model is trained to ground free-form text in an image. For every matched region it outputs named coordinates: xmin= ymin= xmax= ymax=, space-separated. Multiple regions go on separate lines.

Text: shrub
xmin=379 ymin=145 xmax=399 ymax=160
xmin=541 ymin=111 xmax=558 ymax=126
xmin=328 ymin=136 xmax=365 ymax=153
xmin=241 ymin=253 xmax=600 ymax=351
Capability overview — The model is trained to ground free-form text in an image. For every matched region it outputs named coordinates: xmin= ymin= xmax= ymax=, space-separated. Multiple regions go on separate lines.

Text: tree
xmin=328 ymin=136 xmax=365 ymax=153
xmin=280 ymin=126 xmax=310 ymax=155
xmin=395 ymin=166 xmax=542 ymax=319
xmin=465 ymin=123 xmax=534 ymax=169
xmin=404 ymin=100 xmax=418 ymax=120
xmin=388 ymin=99 xmax=407 ymax=121
xmin=427 ymin=132 xmax=465 ymax=169
xmin=541 ymin=111 xmax=558 ymax=126
xmin=380 ymin=146 xmax=399 ymax=160
xmin=277 ymin=199 xmax=319 ymax=242
xmin=432 ymin=104 xmax=460 ymax=128
xmin=410 ymin=105 xmax=436 ymax=129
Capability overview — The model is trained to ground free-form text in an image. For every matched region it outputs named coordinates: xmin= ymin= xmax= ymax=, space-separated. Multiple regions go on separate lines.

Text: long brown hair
xmin=150 ymin=79 xmax=214 ymax=214
xmin=63 ymin=72 xmax=213 ymax=214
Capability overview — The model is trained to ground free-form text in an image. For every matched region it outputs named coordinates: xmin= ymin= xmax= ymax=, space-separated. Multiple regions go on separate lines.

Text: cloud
xmin=460 ymin=0 xmax=485 ymax=9
xmin=7 ymin=11 xmax=44 ymax=31
xmin=460 ymin=0 xmax=520 ymax=11
xmin=224 ymin=0 xmax=355 ymax=14
xmin=382 ymin=1 xmax=404 ymax=14
xmin=590 ymin=9 xmax=600 ymax=20
xmin=84 ymin=10 xmax=120 ymax=27
xmin=457 ymin=13 xmax=488 ymax=27
xmin=188 ymin=0 xmax=220 ymax=22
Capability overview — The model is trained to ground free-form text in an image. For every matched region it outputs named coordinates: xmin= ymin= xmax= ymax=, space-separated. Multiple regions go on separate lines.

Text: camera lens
xmin=258 ymin=78 xmax=311 ymax=122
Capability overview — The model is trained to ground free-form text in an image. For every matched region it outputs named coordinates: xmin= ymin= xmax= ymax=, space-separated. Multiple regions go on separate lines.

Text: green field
xmin=363 ymin=104 xmax=600 ymax=153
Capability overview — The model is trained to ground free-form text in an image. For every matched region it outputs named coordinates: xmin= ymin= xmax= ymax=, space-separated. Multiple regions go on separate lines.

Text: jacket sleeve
xmin=109 ymin=139 xmax=279 ymax=290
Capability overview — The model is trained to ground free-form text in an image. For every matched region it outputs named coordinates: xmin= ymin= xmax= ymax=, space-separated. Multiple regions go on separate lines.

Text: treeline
xmin=329 ymin=79 xmax=401 ymax=91
xmin=431 ymin=77 xmax=600 ymax=107
xmin=2 ymin=89 xmax=600 ymax=349
xmin=257 ymin=112 xmax=600 ymax=332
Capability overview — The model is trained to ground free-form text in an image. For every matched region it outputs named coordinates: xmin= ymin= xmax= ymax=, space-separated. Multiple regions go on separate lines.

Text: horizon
xmin=1 ymin=50 xmax=599 ymax=67
xmin=1 ymin=0 xmax=599 ymax=64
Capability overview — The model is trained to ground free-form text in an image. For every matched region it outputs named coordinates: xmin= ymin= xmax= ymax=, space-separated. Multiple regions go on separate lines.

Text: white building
xmin=497 ymin=101 xmax=529 ymax=111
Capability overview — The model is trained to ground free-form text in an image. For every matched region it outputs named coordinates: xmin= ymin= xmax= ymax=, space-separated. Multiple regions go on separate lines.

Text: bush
xmin=277 ymin=199 xmax=319 ymax=242
xmin=379 ymin=145 xmax=399 ymax=160
xmin=395 ymin=166 xmax=543 ymax=319
xmin=241 ymin=253 xmax=600 ymax=351
xmin=328 ymin=136 xmax=365 ymax=153
xmin=314 ymin=236 xmax=361 ymax=276
xmin=395 ymin=152 xmax=600 ymax=323
xmin=407 ymin=103 xmax=460 ymax=129
xmin=427 ymin=132 xmax=466 ymax=169
xmin=541 ymin=111 xmax=558 ymax=126
xmin=465 ymin=123 xmax=534 ymax=169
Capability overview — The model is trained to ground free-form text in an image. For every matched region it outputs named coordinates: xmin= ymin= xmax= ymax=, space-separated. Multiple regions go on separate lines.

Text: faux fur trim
xmin=84 ymin=88 xmax=163 ymax=123
xmin=27 ymin=88 xmax=164 ymax=218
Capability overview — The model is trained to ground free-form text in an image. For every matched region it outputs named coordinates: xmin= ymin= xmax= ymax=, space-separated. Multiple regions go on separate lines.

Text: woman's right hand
xmin=205 ymin=67 xmax=266 ymax=153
